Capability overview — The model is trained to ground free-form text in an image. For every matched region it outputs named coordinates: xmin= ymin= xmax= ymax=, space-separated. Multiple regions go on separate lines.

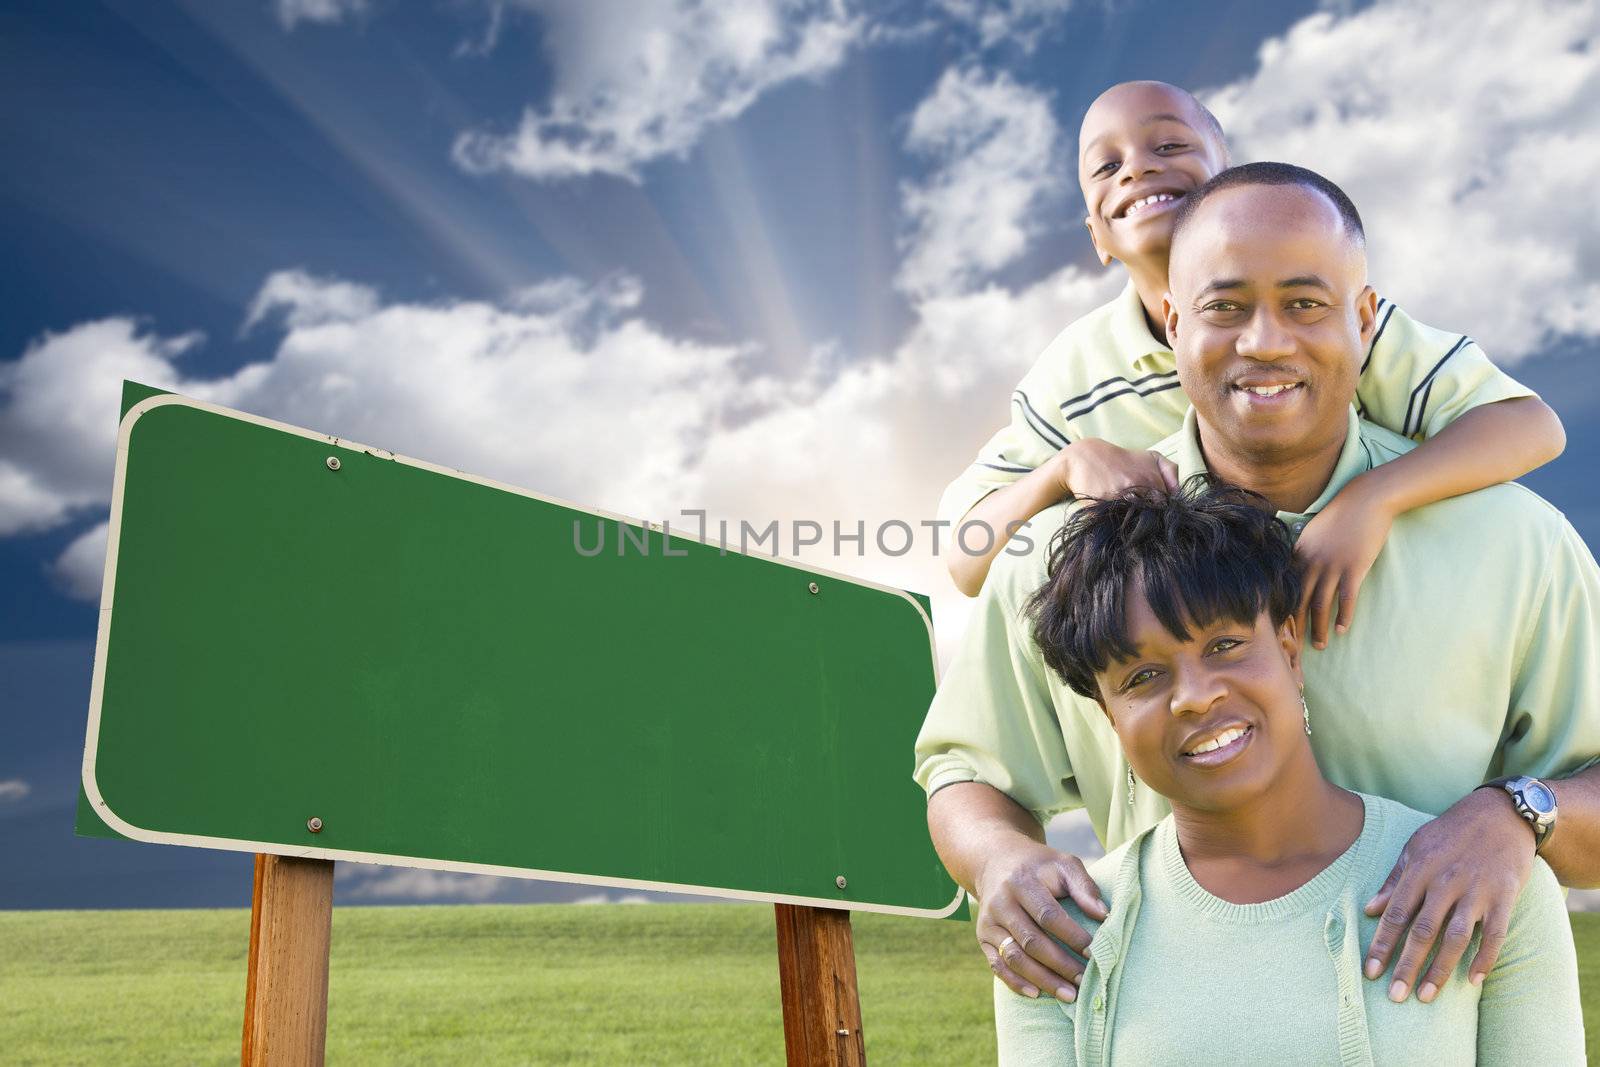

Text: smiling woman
xmin=997 ymin=484 xmax=1586 ymax=1066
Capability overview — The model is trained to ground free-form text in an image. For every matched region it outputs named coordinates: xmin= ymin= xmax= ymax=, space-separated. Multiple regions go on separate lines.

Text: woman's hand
xmin=1294 ymin=475 xmax=1398 ymax=649
xmin=972 ymin=838 xmax=1108 ymax=1002
xmin=1362 ymin=788 xmax=1537 ymax=1002
xmin=1051 ymin=438 xmax=1179 ymax=502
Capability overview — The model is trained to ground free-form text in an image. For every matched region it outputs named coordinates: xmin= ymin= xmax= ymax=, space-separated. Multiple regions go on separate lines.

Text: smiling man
xmin=914 ymin=162 xmax=1600 ymax=1018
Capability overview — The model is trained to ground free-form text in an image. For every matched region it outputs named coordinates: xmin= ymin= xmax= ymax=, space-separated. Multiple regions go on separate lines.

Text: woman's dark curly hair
xmin=1025 ymin=478 xmax=1302 ymax=700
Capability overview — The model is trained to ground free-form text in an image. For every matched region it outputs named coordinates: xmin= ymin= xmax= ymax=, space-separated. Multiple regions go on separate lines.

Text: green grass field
xmin=2 ymin=905 xmax=1597 ymax=1065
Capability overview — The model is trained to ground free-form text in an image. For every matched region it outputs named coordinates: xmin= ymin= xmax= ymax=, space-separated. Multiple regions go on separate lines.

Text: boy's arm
xmin=1351 ymin=395 xmax=1564 ymax=513
xmin=948 ymin=443 xmax=1177 ymax=597
xmin=1298 ymin=397 xmax=1564 ymax=647
xmin=1300 ymin=300 xmax=1565 ymax=646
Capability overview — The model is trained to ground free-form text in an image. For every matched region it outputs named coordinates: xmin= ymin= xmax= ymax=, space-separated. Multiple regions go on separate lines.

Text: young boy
xmin=941 ymin=80 xmax=1565 ymax=649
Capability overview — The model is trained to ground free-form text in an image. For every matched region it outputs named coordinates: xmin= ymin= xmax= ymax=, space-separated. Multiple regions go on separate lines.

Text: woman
xmin=996 ymin=483 xmax=1584 ymax=1065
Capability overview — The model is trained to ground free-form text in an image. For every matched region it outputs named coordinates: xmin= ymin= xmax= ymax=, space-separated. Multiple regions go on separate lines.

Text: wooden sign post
xmin=774 ymin=904 xmax=866 ymax=1066
xmin=241 ymin=854 xmax=335 ymax=1066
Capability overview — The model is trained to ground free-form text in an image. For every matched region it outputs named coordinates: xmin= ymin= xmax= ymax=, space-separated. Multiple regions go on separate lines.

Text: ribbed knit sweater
xmin=993 ymin=794 xmax=1584 ymax=1065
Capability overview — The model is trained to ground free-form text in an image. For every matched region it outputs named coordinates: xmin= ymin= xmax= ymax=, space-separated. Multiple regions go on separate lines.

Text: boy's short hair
xmin=1169 ymin=161 xmax=1365 ymax=254
xmin=1026 ymin=479 xmax=1302 ymax=700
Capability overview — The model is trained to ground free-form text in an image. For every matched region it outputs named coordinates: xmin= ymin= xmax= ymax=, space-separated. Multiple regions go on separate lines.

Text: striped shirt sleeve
xmin=1354 ymin=300 xmax=1535 ymax=440
xmin=936 ymin=382 xmax=1071 ymax=529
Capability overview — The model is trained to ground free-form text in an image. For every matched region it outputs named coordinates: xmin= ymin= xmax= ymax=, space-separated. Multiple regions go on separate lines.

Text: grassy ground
xmin=1 ymin=906 xmax=1596 ymax=1065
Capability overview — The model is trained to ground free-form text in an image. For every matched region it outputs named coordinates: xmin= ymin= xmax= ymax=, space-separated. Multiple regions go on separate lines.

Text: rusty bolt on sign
xmin=325 ymin=456 xmax=341 ymax=471
xmin=306 ymin=817 xmax=324 ymax=833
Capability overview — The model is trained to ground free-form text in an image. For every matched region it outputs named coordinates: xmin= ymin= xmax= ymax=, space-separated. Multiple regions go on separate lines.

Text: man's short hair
xmin=1169 ymin=161 xmax=1366 ymax=256
xmin=1026 ymin=480 xmax=1303 ymax=700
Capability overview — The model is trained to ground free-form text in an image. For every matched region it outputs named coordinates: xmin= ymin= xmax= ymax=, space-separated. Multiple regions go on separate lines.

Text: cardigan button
xmin=1091 ymin=994 xmax=1104 ymax=1013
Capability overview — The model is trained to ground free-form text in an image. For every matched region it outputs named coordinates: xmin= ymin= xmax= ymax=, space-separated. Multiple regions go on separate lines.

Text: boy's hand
xmin=1295 ymin=477 xmax=1397 ymax=649
xmin=1051 ymin=438 xmax=1179 ymax=501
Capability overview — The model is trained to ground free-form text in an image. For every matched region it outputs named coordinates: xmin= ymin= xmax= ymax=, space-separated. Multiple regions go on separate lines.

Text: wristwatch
xmin=1479 ymin=776 xmax=1558 ymax=852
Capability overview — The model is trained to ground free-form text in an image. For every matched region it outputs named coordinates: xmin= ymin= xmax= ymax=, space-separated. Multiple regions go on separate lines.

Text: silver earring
xmin=1301 ymin=692 xmax=1312 ymax=736
xmin=1127 ymin=763 xmax=1136 ymax=807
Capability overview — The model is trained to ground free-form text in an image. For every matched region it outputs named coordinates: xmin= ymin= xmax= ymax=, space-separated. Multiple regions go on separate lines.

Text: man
xmin=915 ymin=162 xmax=1600 ymax=1012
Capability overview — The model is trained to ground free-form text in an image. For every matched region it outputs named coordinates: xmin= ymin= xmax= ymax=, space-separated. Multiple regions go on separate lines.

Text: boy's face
xmin=1078 ymin=83 xmax=1228 ymax=270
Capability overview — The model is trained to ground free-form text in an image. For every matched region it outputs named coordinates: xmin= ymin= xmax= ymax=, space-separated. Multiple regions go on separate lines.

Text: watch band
xmin=1478 ymin=776 xmax=1557 ymax=852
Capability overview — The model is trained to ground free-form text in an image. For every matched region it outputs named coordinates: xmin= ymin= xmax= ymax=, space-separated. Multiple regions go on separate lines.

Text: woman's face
xmin=1096 ymin=585 xmax=1306 ymax=813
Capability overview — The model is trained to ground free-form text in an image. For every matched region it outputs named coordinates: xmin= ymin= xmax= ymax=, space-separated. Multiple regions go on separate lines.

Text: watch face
xmin=1524 ymin=781 xmax=1557 ymax=815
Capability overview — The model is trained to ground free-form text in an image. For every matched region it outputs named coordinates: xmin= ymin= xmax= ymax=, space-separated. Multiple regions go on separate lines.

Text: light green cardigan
xmin=993 ymin=794 xmax=1584 ymax=1066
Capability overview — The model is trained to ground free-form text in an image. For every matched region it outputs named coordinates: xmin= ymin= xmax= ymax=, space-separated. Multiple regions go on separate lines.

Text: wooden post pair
xmin=239 ymin=857 xmax=867 ymax=1066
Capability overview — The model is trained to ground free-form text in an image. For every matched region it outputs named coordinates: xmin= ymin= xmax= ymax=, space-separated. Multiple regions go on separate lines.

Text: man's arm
xmin=1358 ymin=770 xmax=1599 ymax=1006
xmin=1362 ymin=518 xmax=1600 ymax=1001
xmin=1541 ymin=767 xmax=1600 ymax=884
xmin=914 ymin=546 xmax=1108 ymax=1000
xmin=928 ymin=782 xmax=1105 ymax=1003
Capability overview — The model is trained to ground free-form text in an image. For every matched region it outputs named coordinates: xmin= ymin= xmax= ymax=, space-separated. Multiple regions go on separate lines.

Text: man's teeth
xmin=1125 ymin=192 xmax=1177 ymax=216
xmin=1240 ymin=383 xmax=1301 ymax=397
xmin=1186 ymin=726 xmax=1247 ymax=755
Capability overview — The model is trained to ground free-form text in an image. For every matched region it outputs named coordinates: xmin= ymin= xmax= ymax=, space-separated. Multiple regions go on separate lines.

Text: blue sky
xmin=4 ymin=0 xmax=1599 ymax=907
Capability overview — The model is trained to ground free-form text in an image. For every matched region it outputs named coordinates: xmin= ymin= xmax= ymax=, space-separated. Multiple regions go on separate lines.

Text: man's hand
xmin=1363 ymin=788 xmax=1536 ymax=1002
xmin=1050 ymin=438 xmax=1178 ymax=502
xmin=1295 ymin=476 xmax=1397 ymax=649
xmin=972 ymin=837 xmax=1108 ymax=1002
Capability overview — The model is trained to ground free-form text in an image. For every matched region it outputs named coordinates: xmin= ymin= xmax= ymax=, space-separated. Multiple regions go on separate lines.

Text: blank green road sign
xmin=80 ymin=387 xmax=959 ymax=917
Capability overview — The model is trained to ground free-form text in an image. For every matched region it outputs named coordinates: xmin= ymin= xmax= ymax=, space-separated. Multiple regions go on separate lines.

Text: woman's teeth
xmin=1125 ymin=192 xmax=1178 ymax=216
xmin=1185 ymin=725 xmax=1248 ymax=755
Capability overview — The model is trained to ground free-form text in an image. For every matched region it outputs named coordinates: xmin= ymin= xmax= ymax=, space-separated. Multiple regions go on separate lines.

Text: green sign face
xmin=80 ymin=387 xmax=959 ymax=917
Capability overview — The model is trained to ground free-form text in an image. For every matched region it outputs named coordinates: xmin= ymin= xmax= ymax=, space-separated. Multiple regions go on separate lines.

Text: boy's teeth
xmin=1126 ymin=192 xmax=1176 ymax=216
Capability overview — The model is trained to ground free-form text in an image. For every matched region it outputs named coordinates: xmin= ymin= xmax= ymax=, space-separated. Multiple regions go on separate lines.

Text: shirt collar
xmin=1170 ymin=405 xmax=1372 ymax=526
xmin=1107 ymin=280 xmax=1172 ymax=371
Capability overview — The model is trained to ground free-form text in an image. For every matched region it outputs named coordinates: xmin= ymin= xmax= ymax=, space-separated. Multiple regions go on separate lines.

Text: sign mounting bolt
xmin=808 ymin=582 xmax=820 ymax=595
xmin=325 ymin=456 xmax=341 ymax=471
xmin=307 ymin=817 xmax=324 ymax=833
xmin=835 ymin=875 xmax=847 ymax=889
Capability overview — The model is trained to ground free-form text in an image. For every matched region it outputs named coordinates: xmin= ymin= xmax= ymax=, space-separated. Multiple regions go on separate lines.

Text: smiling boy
xmin=940 ymin=81 xmax=1564 ymax=651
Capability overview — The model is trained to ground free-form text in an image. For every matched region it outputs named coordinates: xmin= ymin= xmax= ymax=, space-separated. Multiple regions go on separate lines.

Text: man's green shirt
xmin=914 ymin=408 xmax=1600 ymax=851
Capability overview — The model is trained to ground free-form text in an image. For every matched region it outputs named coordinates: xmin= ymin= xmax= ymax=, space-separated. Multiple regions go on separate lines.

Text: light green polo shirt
xmin=937 ymin=281 xmax=1535 ymax=528
xmin=914 ymin=408 xmax=1600 ymax=851
xmin=993 ymin=795 xmax=1585 ymax=1066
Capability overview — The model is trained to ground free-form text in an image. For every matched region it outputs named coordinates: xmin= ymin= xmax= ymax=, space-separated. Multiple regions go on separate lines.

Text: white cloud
xmin=572 ymin=891 xmax=653 ymax=905
xmin=934 ymin=0 xmax=1073 ymax=52
xmin=452 ymin=0 xmax=863 ymax=182
xmin=1204 ymin=0 xmax=1600 ymax=360
xmin=242 ymin=269 xmax=380 ymax=333
xmin=0 ymin=779 xmax=31 ymax=802
xmin=341 ymin=866 xmax=506 ymax=902
xmin=896 ymin=67 xmax=1065 ymax=299
xmin=0 ymin=270 xmax=748 ymax=549
xmin=0 ymin=319 xmax=202 ymax=536
xmin=273 ymin=0 xmax=367 ymax=32
xmin=52 ymin=522 xmax=109 ymax=603
xmin=673 ymin=262 xmax=1123 ymax=662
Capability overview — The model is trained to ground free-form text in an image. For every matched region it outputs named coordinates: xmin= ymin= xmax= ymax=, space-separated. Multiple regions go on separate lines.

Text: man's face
xmin=1078 ymin=83 xmax=1228 ymax=269
xmin=1165 ymin=184 xmax=1378 ymax=463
